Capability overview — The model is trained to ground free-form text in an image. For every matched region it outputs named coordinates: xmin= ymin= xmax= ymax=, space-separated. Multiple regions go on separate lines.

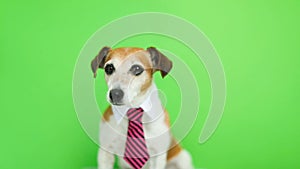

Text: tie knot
xmin=126 ymin=107 xmax=144 ymax=121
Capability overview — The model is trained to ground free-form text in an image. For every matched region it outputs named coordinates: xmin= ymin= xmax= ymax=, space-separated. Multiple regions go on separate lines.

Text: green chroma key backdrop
xmin=1 ymin=0 xmax=300 ymax=169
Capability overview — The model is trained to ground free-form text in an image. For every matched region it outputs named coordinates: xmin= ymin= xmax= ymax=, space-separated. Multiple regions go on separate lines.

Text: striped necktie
xmin=123 ymin=107 xmax=149 ymax=169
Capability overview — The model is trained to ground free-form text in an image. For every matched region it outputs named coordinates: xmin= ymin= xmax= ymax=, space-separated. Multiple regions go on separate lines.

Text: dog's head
xmin=91 ymin=47 xmax=172 ymax=107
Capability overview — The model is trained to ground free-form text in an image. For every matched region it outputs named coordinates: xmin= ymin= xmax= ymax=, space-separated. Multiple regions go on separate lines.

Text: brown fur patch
xmin=136 ymin=51 xmax=153 ymax=94
xmin=105 ymin=47 xmax=144 ymax=63
xmin=165 ymin=109 xmax=181 ymax=161
xmin=140 ymin=70 xmax=152 ymax=94
xmin=167 ymin=137 xmax=182 ymax=161
xmin=102 ymin=106 xmax=113 ymax=122
xmin=164 ymin=109 xmax=170 ymax=127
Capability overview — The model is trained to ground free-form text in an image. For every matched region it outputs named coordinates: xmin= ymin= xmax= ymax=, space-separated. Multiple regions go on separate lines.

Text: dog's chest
xmin=100 ymin=112 xmax=170 ymax=156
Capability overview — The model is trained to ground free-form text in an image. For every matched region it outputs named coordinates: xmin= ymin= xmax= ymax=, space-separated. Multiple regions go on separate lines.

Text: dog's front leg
xmin=97 ymin=148 xmax=115 ymax=169
xmin=148 ymin=153 xmax=167 ymax=169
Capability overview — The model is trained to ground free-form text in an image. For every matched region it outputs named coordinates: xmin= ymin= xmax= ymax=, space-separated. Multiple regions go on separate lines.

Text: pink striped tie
xmin=123 ymin=107 xmax=149 ymax=169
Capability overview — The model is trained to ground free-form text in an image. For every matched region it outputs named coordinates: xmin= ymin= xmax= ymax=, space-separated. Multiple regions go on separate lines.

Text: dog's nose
xmin=109 ymin=89 xmax=124 ymax=103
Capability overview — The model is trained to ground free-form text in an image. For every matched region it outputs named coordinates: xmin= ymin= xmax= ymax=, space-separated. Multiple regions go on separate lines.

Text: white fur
xmin=166 ymin=150 xmax=194 ymax=169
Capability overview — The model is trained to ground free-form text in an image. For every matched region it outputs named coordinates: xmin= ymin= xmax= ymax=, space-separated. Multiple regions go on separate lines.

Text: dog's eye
xmin=129 ymin=64 xmax=144 ymax=76
xmin=104 ymin=64 xmax=115 ymax=75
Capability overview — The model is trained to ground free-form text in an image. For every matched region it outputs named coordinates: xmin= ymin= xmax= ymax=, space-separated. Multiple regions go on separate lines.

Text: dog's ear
xmin=91 ymin=46 xmax=111 ymax=78
xmin=147 ymin=47 xmax=173 ymax=78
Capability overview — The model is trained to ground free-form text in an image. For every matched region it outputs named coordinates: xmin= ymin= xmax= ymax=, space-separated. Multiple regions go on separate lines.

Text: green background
xmin=1 ymin=0 xmax=300 ymax=169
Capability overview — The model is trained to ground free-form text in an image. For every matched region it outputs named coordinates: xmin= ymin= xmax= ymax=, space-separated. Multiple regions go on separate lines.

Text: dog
xmin=91 ymin=46 xmax=194 ymax=169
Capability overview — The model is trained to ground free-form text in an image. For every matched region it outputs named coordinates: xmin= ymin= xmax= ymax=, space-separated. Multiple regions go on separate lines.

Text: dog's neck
xmin=112 ymin=83 xmax=164 ymax=124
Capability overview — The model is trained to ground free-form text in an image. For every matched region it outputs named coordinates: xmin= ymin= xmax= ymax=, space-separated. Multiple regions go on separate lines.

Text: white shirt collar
xmin=111 ymin=83 xmax=163 ymax=124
